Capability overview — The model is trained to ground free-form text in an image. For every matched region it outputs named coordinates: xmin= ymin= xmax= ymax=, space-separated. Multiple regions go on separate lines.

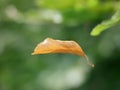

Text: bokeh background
xmin=0 ymin=0 xmax=120 ymax=90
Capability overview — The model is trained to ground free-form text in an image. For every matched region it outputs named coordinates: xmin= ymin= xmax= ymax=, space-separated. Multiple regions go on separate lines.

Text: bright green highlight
xmin=91 ymin=10 xmax=120 ymax=36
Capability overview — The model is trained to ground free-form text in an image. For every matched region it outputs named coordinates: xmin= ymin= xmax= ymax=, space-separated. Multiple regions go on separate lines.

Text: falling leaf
xmin=32 ymin=38 xmax=94 ymax=67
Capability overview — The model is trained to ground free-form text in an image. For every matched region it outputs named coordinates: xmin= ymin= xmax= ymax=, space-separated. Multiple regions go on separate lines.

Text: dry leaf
xmin=32 ymin=38 xmax=94 ymax=67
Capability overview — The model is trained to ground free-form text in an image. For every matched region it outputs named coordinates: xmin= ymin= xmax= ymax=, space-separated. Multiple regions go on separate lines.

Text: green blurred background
xmin=0 ymin=0 xmax=120 ymax=90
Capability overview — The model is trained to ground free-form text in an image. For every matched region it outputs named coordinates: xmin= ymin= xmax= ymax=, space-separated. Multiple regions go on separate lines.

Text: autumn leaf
xmin=32 ymin=38 xmax=94 ymax=67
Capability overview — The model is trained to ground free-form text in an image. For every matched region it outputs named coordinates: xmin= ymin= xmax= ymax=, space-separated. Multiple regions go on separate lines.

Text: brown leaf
xmin=32 ymin=38 xmax=94 ymax=67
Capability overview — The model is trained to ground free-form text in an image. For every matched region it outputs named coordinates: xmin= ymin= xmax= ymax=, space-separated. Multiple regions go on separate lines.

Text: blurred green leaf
xmin=91 ymin=10 xmax=120 ymax=36
xmin=1 ymin=0 xmax=120 ymax=90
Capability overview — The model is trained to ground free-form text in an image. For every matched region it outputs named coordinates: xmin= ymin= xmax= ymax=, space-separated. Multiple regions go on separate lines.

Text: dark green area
xmin=0 ymin=0 xmax=120 ymax=90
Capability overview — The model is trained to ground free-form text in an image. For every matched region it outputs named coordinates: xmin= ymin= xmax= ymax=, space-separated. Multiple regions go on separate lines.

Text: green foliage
xmin=91 ymin=10 xmax=120 ymax=36
xmin=0 ymin=0 xmax=120 ymax=90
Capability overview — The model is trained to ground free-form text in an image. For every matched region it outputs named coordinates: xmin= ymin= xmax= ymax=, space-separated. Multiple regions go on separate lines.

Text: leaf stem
xmin=84 ymin=54 xmax=95 ymax=67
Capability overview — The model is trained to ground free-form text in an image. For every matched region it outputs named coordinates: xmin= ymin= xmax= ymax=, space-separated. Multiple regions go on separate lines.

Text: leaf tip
xmin=90 ymin=30 xmax=100 ymax=36
xmin=31 ymin=52 xmax=35 ymax=55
